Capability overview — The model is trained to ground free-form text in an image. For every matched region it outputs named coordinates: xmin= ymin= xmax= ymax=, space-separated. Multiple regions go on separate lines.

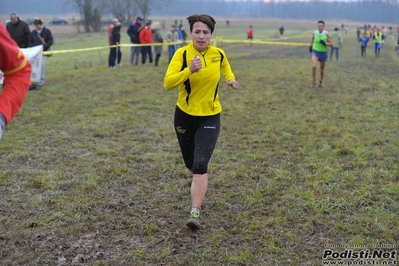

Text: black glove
xmin=319 ymin=39 xmax=326 ymax=46
xmin=309 ymin=46 xmax=312 ymax=53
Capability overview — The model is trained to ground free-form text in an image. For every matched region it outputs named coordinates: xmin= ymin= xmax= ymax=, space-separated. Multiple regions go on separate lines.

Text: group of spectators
xmin=107 ymin=17 xmax=187 ymax=68
xmin=5 ymin=12 xmax=53 ymax=90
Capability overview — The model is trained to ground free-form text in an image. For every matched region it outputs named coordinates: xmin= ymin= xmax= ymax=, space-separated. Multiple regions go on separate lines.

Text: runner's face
xmin=318 ymin=23 xmax=325 ymax=32
xmin=190 ymin=22 xmax=212 ymax=52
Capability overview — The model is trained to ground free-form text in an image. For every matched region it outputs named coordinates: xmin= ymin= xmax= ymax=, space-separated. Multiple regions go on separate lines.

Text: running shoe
xmin=186 ymin=210 xmax=201 ymax=230
xmin=311 ymin=80 xmax=316 ymax=87
xmin=318 ymin=81 xmax=323 ymax=88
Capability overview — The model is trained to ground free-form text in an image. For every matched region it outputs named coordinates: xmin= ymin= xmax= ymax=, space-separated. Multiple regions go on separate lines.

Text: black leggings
xmin=174 ymin=106 xmax=220 ymax=174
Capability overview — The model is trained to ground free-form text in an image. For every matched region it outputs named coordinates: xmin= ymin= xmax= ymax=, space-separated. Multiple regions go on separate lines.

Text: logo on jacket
xmin=211 ymin=57 xmax=220 ymax=64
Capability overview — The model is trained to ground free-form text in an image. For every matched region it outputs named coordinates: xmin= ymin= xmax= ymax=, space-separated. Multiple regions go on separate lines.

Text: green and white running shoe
xmin=186 ymin=210 xmax=201 ymax=230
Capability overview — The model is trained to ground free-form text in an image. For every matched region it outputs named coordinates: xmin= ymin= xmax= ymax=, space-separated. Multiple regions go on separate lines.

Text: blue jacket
xmin=127 ymin=22 xmax=142 ymax=44
xmin=360 ymin=36 xmax=369 ymax=47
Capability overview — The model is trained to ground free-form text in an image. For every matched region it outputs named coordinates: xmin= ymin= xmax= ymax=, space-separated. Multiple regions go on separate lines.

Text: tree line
xmin=65 ymin=0 xmax=168 ymax=32
xmin=66 ymin=0 xmax=399 ymax=33
xmin=152 ymin=0 xmax=399 ymax=25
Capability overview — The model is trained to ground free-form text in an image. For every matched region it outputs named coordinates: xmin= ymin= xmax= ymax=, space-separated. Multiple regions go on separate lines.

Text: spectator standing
xmin=28 ymin=19 xmax=53 ymax=90
xmin=0 ymin=22 xmax=31 ymax=141
xmin=356 ymin=27 xmax=361 ymax=41
xmin=397 ymin=35 xmax=399 ymax=57
xmin=151 ymin=21 xmax=163 ymax=67
xmin=176 ymin=26 xmax=183 ymax=48
xmin=279 ymin=25 xmax=285 ymax=38
xmin=247 ymin=25 xmax=253 ymax=46
xmin=139 ymin=21 xmax=154 ymax=65
xmin=330 ymin=27 xmax=342 ymax=61
xmin=109 ymin=22 xmax=122 ymax=68
xmin=6 ymin=12 xmax=30 ymax=48
xmin=108 ymin=18 xmax=118 ymax=45
xmin=165 ymin=24 xmax=179 ymax=63
xmin=127 ymin=17 xmax=143 ymax=66
xmin=108 ymin=18 xmax=118 ymax=67
xmin=179 ymin=26 xmax=187 ymax=45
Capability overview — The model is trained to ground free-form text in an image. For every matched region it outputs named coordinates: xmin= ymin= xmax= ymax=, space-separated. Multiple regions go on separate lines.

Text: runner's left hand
xmin=227 ymin=80 xmax=240 ymax=90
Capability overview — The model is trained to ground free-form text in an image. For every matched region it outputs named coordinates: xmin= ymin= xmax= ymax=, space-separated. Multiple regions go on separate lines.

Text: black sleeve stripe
xmin=181 ymin=50 xmax=187 ymax=71
xmin=181 ymin=50 xmax=191 ymax=105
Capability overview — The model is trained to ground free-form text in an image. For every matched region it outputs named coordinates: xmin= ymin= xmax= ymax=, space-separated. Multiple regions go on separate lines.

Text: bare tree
xmin=106 ymin=0 xmax=172 ymax=26
xmin=134 ymin=0 xmax=170 ymax=22
xmin=66 ymin=0 xmax=106 ymax=32
xmin=107 ymin=0 xmax=139 ymax=25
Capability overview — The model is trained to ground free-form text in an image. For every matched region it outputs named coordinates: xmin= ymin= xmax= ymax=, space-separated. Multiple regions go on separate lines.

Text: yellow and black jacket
xmin=164 ymin=42 xmax=235 ymax=116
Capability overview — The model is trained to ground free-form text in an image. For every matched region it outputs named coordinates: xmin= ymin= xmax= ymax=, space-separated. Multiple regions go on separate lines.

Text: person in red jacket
xmin=139 ymin=21 xmax=154 ymax=65
xmin=247 ymin=25 xmax=253 ymax=46
xmin=0 ymin=22 xmax=32 ymax=141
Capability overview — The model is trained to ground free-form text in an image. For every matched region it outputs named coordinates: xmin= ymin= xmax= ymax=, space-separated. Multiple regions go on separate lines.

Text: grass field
xmin=1 ymin=17 xmax=398 ymax=265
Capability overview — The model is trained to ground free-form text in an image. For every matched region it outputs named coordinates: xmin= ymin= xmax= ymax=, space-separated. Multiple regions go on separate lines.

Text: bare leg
xmin=320 ymin=61 xmax=326 ymax=82
xmin=311 ymin=55 xmax=318 ymax=84
xmin=191 ymin=173 xmax=208 ymax=209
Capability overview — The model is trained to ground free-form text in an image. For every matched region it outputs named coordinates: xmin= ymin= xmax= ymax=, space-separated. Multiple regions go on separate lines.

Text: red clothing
xmin=139 ymin=26 xmax=153 ymax=44
xmin=247 ymin=27 xmax=253 ymax=38
xmin=108 ymin=23 xmax=114 ymax=45
xmin=0 ymin=22 xmax=31 ymax=124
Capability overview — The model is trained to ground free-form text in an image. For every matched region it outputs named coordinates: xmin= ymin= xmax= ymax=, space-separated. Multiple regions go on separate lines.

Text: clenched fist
xmin=190 ymin=55 xmax=202 ymax=73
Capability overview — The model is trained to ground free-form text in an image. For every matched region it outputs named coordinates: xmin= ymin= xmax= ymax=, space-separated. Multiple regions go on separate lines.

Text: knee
xmin=192 ymin=160 xmax=208 ymax=175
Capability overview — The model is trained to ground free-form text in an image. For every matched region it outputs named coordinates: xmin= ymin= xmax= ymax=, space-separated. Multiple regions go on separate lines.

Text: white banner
xmin=0 ymin=45 xmax=43 ymax=85
xmin=22 ymin=45 xmax=43 ymax=83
